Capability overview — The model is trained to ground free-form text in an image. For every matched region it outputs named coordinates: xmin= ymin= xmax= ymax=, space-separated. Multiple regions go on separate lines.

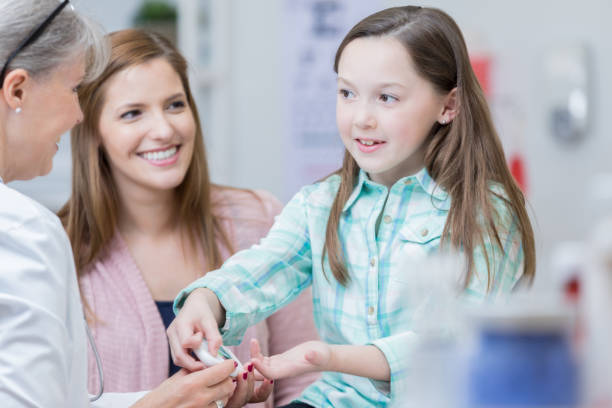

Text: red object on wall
xmin=509 ymin=154 xmax=527 ymax=193
xmin=470 ymin=54 xmax=492 ymax=97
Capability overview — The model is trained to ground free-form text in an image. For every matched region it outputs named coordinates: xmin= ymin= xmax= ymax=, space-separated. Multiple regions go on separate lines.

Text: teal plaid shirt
xmin=175 ymin=168 xmax=524 ymax=407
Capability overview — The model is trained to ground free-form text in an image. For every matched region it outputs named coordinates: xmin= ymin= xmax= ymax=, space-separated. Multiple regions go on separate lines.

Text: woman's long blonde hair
xmin=323 ymin=6 xmax=535 ymax=288
xmin=58 ymin=29 xmax=234 ymax=281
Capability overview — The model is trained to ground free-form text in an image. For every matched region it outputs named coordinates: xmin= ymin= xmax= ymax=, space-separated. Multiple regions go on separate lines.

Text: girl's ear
xmin=2 ymin=69 xmax=29 ymax=112
xmin=438 ymin=87 xmax=458 ymax=125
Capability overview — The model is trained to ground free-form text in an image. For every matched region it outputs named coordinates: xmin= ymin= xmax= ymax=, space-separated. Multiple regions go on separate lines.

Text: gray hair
xmin=0 ymin=0 xmax=109 ymax=84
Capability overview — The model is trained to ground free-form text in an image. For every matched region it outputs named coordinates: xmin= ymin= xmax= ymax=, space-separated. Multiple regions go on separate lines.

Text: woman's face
xmin=3 ymin=57 xmax=84 ymax=181
xmin=97 ymin=57 xmax=196 ymax=197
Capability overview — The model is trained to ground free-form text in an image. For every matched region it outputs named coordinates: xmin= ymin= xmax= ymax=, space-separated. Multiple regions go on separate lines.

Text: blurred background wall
xmin=12 ymin=0 xmax=612 ymax=287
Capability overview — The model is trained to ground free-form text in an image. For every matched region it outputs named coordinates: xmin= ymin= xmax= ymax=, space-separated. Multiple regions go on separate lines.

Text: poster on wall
xmin=282 ymin=0 xmax=382 ymax=200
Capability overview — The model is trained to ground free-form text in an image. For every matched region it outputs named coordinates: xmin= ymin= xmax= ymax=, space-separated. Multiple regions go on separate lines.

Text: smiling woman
xmin=97 ymin=57 xmax=196 ymax=195
xmin=58 ymin=29 xmax=319 ymax=408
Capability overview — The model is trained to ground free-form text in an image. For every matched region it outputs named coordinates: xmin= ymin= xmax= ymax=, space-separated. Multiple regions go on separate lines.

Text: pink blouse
xmin=80 ymin=189 xmax=319 ymax=407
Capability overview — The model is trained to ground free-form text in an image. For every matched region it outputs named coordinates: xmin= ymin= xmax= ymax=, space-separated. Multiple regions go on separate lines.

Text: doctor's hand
xmin=167 ymin=288 xmax=225 ymax=371
xmin=130 ymin=361 xmax=235 ymax=408
xmin=250 ymin=339 xmax=332 ymax=380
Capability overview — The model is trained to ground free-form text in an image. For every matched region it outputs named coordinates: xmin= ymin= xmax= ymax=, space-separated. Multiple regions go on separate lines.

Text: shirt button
xmin=383 ymin=215 xmax=392 ymax=224
xmin=421 ymin=228 xmax=429 ymax=237
xmin=370 ymin=258 xmax=376 ymax=267
xmin=368 ymin=306 xmax=376 ymax=315
xmin=404 ymin=179 xmax=413 ymax=185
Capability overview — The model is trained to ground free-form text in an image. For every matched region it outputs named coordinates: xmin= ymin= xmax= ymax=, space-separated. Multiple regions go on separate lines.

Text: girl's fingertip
xmin=242 ymin=371 xmax=248 ymax=380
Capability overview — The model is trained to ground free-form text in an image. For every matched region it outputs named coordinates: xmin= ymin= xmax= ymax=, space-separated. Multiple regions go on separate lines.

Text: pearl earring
xmin=15 ymin=107 xmax=22 ymax=114
xmin=440 ymin=118 xmax=446 ymax=125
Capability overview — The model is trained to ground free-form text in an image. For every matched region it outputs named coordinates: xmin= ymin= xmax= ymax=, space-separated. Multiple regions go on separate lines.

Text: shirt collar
xmin=414 ymin=167 xmax=448 ymax=201
xmin=342 ymin=167 xmax=448 ymax=213
xmin=342 ymin=170 xmax=369 ymax=212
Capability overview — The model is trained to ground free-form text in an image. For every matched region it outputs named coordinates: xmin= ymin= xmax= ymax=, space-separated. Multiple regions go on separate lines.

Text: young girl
xmin=58 ymin=29 xmax=319 ymax=407
xmin=168 ymin=6 xmax=535 ymax=407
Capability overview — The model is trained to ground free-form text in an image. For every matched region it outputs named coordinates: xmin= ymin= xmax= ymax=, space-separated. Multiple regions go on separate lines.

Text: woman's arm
xmin=129 ymin=363 xmax=236 ymax=408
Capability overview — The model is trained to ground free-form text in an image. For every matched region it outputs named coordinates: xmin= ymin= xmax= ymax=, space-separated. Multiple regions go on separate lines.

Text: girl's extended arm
xmin=328 ymin=344 xmax=390 ymax=380
xmin=169 ymin=188 xmax=315 ymax=368
xmin=250 ymin=339 xmax=391 ymax=381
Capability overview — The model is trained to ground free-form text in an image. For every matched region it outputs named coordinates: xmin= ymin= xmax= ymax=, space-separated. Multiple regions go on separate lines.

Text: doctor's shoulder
xmin=0 ymin=183 xmax=67 ymax=240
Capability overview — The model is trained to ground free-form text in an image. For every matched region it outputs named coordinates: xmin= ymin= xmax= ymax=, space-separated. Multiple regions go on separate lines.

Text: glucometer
xmin=193 ymin=339 xmax=243 ymax=377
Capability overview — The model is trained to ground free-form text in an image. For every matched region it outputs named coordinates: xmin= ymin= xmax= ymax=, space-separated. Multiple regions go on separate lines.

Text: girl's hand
xmin=250 ymin=338 xmax=332 ymax=380
xmin=131 ymin=361 xmax=236 ymax=408
xmin=226 ymin=362 xmax=274 ymax=408
xmin=167 ymin=288 xmax=225 ymax=371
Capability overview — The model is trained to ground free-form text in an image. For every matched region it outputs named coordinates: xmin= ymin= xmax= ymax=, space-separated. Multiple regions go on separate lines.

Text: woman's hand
xmin=250 ymin=339 xmax=332 ymax=380
xmin=167 ymin=288 xmax=225 ymax=371
xmin=131 ymin=360 xmax=236 ymax=408
xmin=226 ymin=362 xmax=274 ymax=408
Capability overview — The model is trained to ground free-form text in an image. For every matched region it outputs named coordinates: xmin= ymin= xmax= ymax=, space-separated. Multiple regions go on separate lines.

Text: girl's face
xmin=98 ymin=57 xmax=196 ymax=196
xmin=336 ymin=36 xmax=447 ymax=187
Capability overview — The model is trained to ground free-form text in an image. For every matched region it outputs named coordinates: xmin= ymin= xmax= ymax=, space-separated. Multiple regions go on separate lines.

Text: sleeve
xmin=369 ymin=331 xmax=419 ymax=399
xmin=369 ymin=188 xmax=528 ymax=401
xmin=462 ymin=188 xmax=526 ymax=303
xmin=0 ymin=217 xmax=76 ymax=407
xmin=90 ymin=391 xmax=149 ymax=407
xmin=265 ymin=288 xmax=320 ymax=406
xmin=174 ymin=188 xmax=314 ymax=345
xmin=251 ymin=190 xmax=320 ymax=404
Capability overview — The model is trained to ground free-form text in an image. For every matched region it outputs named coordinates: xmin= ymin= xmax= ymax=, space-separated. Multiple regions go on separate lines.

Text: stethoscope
xmin=85 ymin=317 xmax=105 ymax=402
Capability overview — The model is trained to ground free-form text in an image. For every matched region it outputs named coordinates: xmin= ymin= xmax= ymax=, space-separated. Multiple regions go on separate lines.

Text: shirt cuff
xmin=173 ymin=272 xmax=252 ymax=346
xmin=369 ymin=331 xmax=418 ymax=400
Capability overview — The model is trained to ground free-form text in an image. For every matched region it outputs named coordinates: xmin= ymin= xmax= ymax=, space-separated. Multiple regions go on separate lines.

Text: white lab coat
xmin=0 ymin=182 xmax=145 ymax=407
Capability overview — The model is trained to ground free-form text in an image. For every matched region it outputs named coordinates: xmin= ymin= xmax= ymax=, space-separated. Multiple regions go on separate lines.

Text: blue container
xmin=468 ymin=329 xmax=578 ymax=406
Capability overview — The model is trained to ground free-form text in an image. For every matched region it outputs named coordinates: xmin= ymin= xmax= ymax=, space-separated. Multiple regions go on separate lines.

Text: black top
xmin=155 ymin=300 xmax=182 ymax=377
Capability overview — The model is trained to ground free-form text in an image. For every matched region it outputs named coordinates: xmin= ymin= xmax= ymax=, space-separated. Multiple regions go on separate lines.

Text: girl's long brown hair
xmin=323 ymin=6 xmax=535 ymax=288
xmin=58 ymin=29 xmax=234 ymax=286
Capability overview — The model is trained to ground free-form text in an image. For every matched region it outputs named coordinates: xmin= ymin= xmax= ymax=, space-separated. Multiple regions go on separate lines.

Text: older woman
xmin=0 ymin=1 xmax=237 ymax=407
